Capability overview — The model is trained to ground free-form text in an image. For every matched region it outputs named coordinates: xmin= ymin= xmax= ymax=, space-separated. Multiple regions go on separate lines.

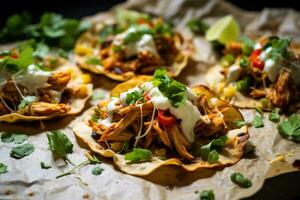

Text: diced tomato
xmin=249 ymin=49 xmax=264 ymax=70
xmin=157 ymin=109 xmax=177 ymax=127
xmin=144 ymin=93 xmax=151 ymax=101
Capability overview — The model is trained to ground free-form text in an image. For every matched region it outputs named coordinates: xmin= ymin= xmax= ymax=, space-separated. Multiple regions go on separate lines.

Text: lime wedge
xmin=205 ymin=15 xmax=240 ymax=44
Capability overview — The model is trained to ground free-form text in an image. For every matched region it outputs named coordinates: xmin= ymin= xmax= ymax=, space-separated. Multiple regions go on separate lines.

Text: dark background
xmin=1 ymin=0 xmax=300 ymax=199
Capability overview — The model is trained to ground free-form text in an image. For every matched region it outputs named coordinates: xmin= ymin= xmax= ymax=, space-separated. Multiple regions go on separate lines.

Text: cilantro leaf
xmin=10 ymin=143 xmax=35 ymax=159
xmin=46 ymin=131 xmax=73 ymax=164
xmin=239 ymin=36 xmax=255 ymax=56
xmin=200 ymin=190 xmax=215 ymax=200
xmin=187 ymin=18 xmax=209 ymax=35
xmin=91 ymin=109 xmax=100 ymax=122
xmin=200 ymin=136 xmax=227 ymax=162
xmin=41 ymin=162 xmax=52 ymax=169
xmin=278 ymin=114 xmax=300 ymax=141
xmin=91 ymin=166 xmax=104 ymax=175
xmin=18 ymin=96 xmax=38 ymax=110
xmin=234 ymin=120 xmax=248 ymax=128
xmin=269 ymin=108 xmax=280 ymax=122
xmin=0 ymin=163 xmax=8 ymax=174
xmin=1 ymin=132 xmax=27 ymax=144
xmin=0 ymin=12 xmax=89 ymax=50
xmin=124 ymin=148 xmax=152 ymax=163
xmin=91 ymin=90 xmax=105 ymax=101
xmin=251 ymin=115 xmax=264 ymax=128
xmin=1 ymin=132 xmax=15 ymax=143
xmin=264 ymin=37 xmax=291 ymax=61
xmin=207 ymin=150 xmax=219 ymax=163
xmin=230 ymin=172 xmax=252 ymax=188
xmin=126 ymin=90 xmax=144 ymax=105
xmin=0 ymin=47 xmax=34 ymax=73
xmin=85 ymin=57 xmax=101 ymax=65
xmin=153 ymin=68 xmax=187 ymax=107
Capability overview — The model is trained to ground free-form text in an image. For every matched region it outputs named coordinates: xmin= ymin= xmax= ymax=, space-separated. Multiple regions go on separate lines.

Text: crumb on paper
xmin=83 ymin=193 xmax=90 ymax=199
xmin=269 ymin=154 xmax=285 ymax=164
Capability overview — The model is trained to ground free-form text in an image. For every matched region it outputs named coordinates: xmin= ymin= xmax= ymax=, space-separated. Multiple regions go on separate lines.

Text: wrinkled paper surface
xmin=1 ymin=0 xmax=300 ymax=199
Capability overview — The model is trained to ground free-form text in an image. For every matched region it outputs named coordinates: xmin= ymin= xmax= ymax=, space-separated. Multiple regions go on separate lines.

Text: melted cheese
xmin=14 ymin=64 xmax=51 ymax=94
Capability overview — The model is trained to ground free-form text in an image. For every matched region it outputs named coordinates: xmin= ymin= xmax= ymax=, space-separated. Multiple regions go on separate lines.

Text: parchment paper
xmin=1 ymin=0 xmax=300 ymax=200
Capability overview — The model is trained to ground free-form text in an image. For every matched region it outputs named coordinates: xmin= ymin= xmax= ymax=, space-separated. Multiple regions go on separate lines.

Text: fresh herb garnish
xmin=10 ymin=143 xmax=35 ymax=159
xmin=234 ymin=120 xmax=248 ymax=128
xmin=230 ymin=172 xmax=252 ymax=188
xmin=269 ymin=108 xmax=280 ymax=122
xmin=124 ymin=148 xmax=152 ymax=163
xmin=251 ymin=115 xmax=264 ymax=128
xmin=187 ymin=18 xmax=209 ymax=35
xmin=264 ymin=37 xmax=291 ymax=61
xmin=0 ymin=47 xmax=34 ymax=73
xmin=46 ymin=131 xmax=74 ymax=164
xmin=18 ymin=96 xmax=38 ymax=109
xmin=91 ymin=166 xmax=104 ymax=176
xmin=239 ymin=36 xmax=255 ymax=56
xmin=91 ymin=90 xmax=106 ymax=101
xmin=56 ymin=153 xmax=101 ymax=179
xmin=126 ymin=90 xmax=144 ymax=105
xmin=85 ymin=57 xmax=101 ymax=65
xmin=153 ymin=68 xmax=187 ymax=108
xmin=41 ymin=162 xmax=52 ymax=169
xmin=200 ymin=190 xmax=215 ymax=200
xmin=91 ymin=109 xmax=100 ymax=122
xmin=123 ymin=25 xmax=154 ymax=44
xmin=200 ymin=136 xmax=227 ymax=163
xmin=0 ymin=163 xmax=8 ymax=174
xmin=239 ymin=56 xmax=250 ymax=68
xmin=0 ymin=12 xmax=90 ymax=50
xmin=277 ymin=114 xmax=300 ymax=141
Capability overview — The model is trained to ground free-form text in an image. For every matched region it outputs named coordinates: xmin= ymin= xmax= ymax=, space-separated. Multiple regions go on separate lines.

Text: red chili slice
xmin=249 ymin=49 xmax=264 ymax=70
xmin=157 ymin=109 xmax=177 ymax=127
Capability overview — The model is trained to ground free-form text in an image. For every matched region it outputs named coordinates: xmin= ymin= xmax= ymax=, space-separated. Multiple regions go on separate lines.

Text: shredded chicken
xmin=266 ymin=70 xmax=294 ymax=107
xmin=249 ymin=88 xmax=266 ymax=99
xmin=21 ymin=102 xmax=70 ymax=116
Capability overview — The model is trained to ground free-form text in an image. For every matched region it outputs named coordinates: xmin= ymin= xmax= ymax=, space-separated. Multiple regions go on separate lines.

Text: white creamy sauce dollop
xmin=100 ymin=97 xmax=119 ymax=127
xmin=14 ymin=64 xmax=52 ymax=94
xmin=113 ymin=27 xmax=159 ymax=58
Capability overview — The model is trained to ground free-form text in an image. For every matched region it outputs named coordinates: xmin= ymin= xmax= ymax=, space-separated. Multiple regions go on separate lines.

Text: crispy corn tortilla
xmin=0 ymin=63 xmax=93 ymax=123
xmin=73 ymin=76 xmax=249 ymax=178
xmin=74 ymin=27 xmax=189 ymax=81
xmin=206 ymin=64 xmax=273 ymax=110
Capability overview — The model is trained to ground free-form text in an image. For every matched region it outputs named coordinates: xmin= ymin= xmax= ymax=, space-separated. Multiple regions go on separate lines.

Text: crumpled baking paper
xmin=1 ymin=0 xmax=300 ymax=199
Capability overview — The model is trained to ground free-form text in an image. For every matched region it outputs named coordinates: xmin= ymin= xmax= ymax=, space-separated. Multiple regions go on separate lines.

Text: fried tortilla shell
xmin=73 ymin=76 xmax=249 ymax=178
xmin=0 ymin=63 xmax=93 ymax=123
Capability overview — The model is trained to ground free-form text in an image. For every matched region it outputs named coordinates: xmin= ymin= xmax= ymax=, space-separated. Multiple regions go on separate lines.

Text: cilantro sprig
xmin=230 ymin=172 xmax=252 ymax=188
xmin=153 ymin=68 xmax=187 ymax=108
xmin=46 ymin=131 xmax=74 ymax=164
xmin=278 ymin=114 xmax=300 ymax=142
xmin=0 ymin=163 xmax=8 ymax=174
xmin=200 ymin=136 xmax=227 ymax=163
xmin=0 ymin=12 xmax=90 ymax=50
xmin=126 ymin=90 xmax=144 ymax=105
xmin=124 ymin=148 xmax=152 ymax=163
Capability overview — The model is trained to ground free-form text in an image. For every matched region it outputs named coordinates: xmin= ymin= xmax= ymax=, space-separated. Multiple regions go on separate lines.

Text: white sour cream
xmin=14 ymin=64 xmax=52 ymax=94
xmin=113 ymin=27 xmax=159 ymax=58
xmin=100 ymin=97 xmax=119 ymax=127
